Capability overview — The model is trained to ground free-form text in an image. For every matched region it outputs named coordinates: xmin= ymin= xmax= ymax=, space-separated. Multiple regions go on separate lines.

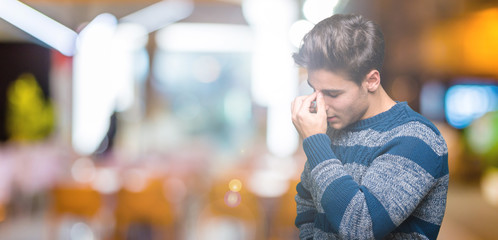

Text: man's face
xmin=307 ymin=69 xmax=370 ymax=130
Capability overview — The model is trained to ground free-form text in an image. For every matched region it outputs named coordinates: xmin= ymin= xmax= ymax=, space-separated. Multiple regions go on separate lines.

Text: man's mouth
xmin=327 ymin=116 xmax=337 ymax=122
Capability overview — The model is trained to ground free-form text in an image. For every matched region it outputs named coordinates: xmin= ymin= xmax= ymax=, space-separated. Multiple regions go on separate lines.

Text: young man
xmin=290 ymin=14 xmax=449 ymax=239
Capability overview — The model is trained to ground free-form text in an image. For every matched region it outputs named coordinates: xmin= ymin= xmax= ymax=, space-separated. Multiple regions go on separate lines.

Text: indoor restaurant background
xmin=0 ymin=0 xmax=498 ymax=239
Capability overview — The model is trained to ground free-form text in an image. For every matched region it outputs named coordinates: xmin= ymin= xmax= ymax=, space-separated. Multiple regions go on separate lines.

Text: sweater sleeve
xmin=295 ymin=162 xmax=316 ymax=240
xmin=302 ymin=133 xmax=446 ymax=239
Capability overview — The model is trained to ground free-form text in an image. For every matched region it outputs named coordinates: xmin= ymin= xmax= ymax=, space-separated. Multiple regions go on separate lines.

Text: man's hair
xmin=293 ymin=14 xmax=385 ymax=85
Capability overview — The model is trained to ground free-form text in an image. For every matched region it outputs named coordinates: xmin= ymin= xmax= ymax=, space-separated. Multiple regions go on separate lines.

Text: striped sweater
xmin=295 ymin=102 xmax=449 ymax=240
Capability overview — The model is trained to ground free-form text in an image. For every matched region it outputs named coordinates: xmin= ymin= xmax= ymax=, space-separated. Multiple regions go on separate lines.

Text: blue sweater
xmin=295 ymin=102 xmax=449 ymax=240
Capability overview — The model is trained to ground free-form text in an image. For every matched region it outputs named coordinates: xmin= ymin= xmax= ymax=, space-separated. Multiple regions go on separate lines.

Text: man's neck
xmin=363 ymin=87 xmax=397 ymax=120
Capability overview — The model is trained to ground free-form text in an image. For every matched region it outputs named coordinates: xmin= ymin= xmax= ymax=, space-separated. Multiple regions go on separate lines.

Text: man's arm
xmin=291 ymin=91 xmax=326 ymax=240
xmin=295 ymin=162 xmax=316 ymax=240
xmin=302 ymin=132 xmax=448 ymax=239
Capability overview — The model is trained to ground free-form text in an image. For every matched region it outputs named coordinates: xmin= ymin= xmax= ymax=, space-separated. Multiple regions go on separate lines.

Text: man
xmin=290 ymin=14 xmax=449 ymax=239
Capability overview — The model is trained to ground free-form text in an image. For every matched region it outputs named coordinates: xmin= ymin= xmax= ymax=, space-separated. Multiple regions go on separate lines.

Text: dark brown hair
xmin=293 ymin=14 xmax=385 ymax=85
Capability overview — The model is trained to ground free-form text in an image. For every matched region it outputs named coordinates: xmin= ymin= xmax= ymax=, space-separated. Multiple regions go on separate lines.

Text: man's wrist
xmin=302 ymin=130 xmax=327 ymax=140
xmin=303 ymin=134 xmax=336 ymax=169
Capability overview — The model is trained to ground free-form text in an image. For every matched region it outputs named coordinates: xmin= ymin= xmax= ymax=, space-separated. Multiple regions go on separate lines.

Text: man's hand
xmin=291 ymin=92 xmax=327 ymax=139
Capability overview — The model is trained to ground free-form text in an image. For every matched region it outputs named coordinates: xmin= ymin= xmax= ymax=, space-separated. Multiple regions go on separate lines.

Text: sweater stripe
xmin=311 ymin=159 xmax=348 ymax=212
xmin=303 ymin=134 xmax=336 ymax=168
xmin=296 ymin=210 xmax=317 ymax=227
xmin=296 ymin=182 xmax=312 ymax=199
xmin=360 ymin=185 xmax=396 ymax=239
xmin=386 ymin=136 xmax=446 ymax=178
xmin=340 ymin=191 xmax=374 ymax=239
xmin=412 ymin=174 xmax=449 ymax=225
xmin=321 ymin=175 xmax=359 ymax=233
xmin=394 ymin=215 xmax=441 ymax=240
xmin=331 ymin=121 xmax=448 ymax=156
xmin=363 ymin=154 xmax=436 ymax=226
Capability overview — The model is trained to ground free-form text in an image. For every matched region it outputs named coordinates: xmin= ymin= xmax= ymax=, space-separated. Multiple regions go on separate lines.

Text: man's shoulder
xmin=352 ymin=102 xmax=441 ymax=135
xmin=372 ymin=103 xmax=447 ymax=153
xmin=388 ymin=109 xmax=448 ymax=159
xmin=389 ymin=107 xmax=449 ymax=177
xmin=395 ymin=104 xmax=443 ymax=138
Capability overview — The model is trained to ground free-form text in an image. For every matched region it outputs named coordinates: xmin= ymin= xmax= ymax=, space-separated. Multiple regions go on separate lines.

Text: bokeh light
xmin=228 ymin=179 xmax=242 ymax=192
xmin=466 ymin=111 xmax=498 ymax=166
xmin=445 ymin=84 xmax=498 ymax=129
xmin=72 ymin=13 xmax=118 ymax=155
xmin=481 ymin=168 xmax=498 ymax=207
xmin=91 ymin=168 xmax=120 ymax=194
xmin=303 ymin=0 xmax=340 ymax=24
xmin=289 ymin=19 xmax=314 ymax=48
xmin=0 ymin=0 xmax=78 ymax=56
xmin=248 ymin=167 xmax=290 ymax=198
xmin=70 ymin=222 xmax=95 ymax=240
xmin=420 ymin=81 xmax=446 ymax=120
xmin=224 ymin=190 xmax=241 ymax=208
xmin=71 ymin=157 xmax=96 ymax=183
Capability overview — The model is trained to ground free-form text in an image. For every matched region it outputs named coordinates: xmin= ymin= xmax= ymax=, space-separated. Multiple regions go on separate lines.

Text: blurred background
xmin=0 ymin=0 xmax=497 ymax=239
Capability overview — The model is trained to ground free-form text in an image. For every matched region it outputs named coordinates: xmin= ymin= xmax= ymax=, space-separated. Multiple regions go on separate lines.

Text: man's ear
xmin=363 ymin=70 xmax=381 ymax=93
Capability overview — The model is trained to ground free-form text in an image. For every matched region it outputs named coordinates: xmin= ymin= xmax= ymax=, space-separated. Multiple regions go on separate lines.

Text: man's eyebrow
xmin=322 ymin=89 xmax=344 ymax=95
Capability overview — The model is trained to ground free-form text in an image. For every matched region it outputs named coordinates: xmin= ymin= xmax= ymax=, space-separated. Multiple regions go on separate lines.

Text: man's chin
xmin=328 ymin=122 xmax=344 ymax=130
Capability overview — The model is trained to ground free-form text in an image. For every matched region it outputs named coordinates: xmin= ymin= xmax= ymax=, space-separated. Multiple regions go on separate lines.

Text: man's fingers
xmin=301 ymin=92 xmax=317 ymax=112
xmin=292 ymin=94 xmax=313 ymax=113
xmin=316 ymin=92 xmax=326 ymax=115
xmin=291 ymin=92 xmax=327 ymax=139
xmin=291 ymin=96 xmax=305 ymax=114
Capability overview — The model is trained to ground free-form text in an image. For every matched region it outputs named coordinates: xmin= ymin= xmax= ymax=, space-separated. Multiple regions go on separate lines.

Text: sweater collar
xmin=341 ymin=101 xmax=407 ymax=131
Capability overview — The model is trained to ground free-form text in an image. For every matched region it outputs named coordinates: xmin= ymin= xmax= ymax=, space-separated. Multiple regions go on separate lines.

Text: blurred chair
xmin=194 ymin=175 xmax=266 ymax=240
xmin=51 ymin=184 xmax=102 ymax=218
xmin=113 ymin=177 xmax=176 ymax=240
xmin=49 ymin=183 xmax=103 ymax=239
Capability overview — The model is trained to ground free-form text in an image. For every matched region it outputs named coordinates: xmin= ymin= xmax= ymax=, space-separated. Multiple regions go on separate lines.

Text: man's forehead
xmin=307 ymin=69 xmax=359 ymax=87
